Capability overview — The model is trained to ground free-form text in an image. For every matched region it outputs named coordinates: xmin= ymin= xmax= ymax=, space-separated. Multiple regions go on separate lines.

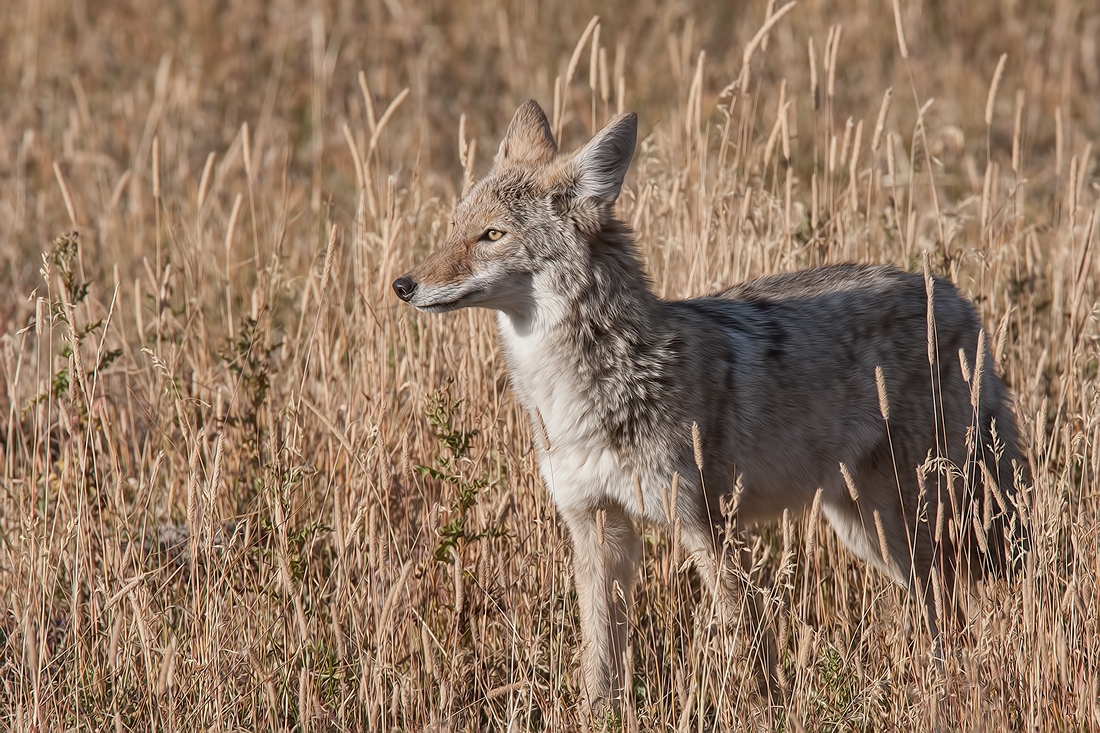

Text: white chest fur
xmin=496 ymin=311 xmax=606 ymax=505
xmin=496 ymin=310 xmax=672 ymax=521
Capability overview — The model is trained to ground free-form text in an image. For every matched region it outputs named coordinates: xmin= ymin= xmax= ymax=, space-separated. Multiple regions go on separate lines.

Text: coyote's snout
xmin=395 ymin=101 xmax=1030 ymax=705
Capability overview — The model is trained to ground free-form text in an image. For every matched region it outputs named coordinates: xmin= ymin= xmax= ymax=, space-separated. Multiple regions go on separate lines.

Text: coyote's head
xmin=392 ymin=101 xmax=637 ymax=315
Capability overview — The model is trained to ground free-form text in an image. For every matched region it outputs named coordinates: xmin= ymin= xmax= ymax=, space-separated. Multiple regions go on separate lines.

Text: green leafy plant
xmin=418 ymin=382 xmax=506 ymax=563
xmin=29 ymin=232 xmax=122 ymax=412
xmin=220 ymin=315 xmax=280 ymax=452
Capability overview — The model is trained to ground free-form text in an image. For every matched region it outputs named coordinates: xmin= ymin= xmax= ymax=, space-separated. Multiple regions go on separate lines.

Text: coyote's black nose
xmin=392 ymin=276 xmax=417 ymax=302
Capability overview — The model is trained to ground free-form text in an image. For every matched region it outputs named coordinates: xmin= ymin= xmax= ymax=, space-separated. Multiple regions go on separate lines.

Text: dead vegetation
xmin=1 ymin=0 xmax=1098 ymax=729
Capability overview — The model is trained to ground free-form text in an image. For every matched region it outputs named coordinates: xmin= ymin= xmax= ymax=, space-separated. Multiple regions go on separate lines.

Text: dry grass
xmin=2 ymin=0 xmax=1099 ymax=729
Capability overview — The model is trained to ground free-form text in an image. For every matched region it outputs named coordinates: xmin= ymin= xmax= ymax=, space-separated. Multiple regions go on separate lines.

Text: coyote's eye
xmin=482 ymin=229 xmax=505 ymax=241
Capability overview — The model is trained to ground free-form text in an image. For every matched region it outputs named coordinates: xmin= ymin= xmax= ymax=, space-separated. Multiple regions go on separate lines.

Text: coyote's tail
xmin=974 ymin=405 xmax=1031 ymax=581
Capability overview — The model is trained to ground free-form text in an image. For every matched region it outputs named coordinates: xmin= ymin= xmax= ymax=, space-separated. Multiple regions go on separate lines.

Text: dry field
xmin=2 ymin=0 xmax=1099 ymax=729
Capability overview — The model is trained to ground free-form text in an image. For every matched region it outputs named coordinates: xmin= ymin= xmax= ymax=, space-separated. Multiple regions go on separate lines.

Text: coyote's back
xmin=394 ymin=101 xmax=1031 ymax=706
xmin=684 ymin=263 xmax=1029 ymax=585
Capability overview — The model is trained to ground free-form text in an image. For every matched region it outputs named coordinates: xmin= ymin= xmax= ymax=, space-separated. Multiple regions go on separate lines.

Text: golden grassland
xmin=2 ymin=0 xmax=1099 ymax=729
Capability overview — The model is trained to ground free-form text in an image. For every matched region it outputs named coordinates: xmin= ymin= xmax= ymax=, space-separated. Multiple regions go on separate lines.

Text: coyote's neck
xmin=496 ymin=219 xmax=670 ymax=452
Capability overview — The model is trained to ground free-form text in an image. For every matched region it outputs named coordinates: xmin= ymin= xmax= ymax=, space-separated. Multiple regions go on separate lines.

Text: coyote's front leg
xmin=560 ymin=501 xmax=641 ymax=707
xmin=682 ymin=524 xmax=780 ymax=698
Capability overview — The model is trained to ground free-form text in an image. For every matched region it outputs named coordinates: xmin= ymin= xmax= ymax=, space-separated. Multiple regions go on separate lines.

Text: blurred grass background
xmin=1 ymin=0 xmax=1098 ymax=729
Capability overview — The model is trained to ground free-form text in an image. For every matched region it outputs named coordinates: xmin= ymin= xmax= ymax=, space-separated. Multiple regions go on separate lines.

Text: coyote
xmin=394 ymin=101 xmax=1030 ymax=704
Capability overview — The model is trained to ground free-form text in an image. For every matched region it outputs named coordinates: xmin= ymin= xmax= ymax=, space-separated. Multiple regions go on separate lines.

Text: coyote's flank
xmin=394 ymin=101 xmax=1030 ymax=705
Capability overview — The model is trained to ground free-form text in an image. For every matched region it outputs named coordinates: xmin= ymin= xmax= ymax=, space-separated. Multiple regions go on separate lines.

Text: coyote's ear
xmin=495 ymin=100 xmax=557 ymax=166
xmin=570 ymin=112 xmax=637 ymax=203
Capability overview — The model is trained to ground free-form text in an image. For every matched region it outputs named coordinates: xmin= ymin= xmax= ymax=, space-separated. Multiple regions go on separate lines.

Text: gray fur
xmin=395 ymin=102 xmax=1031 ymax=705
